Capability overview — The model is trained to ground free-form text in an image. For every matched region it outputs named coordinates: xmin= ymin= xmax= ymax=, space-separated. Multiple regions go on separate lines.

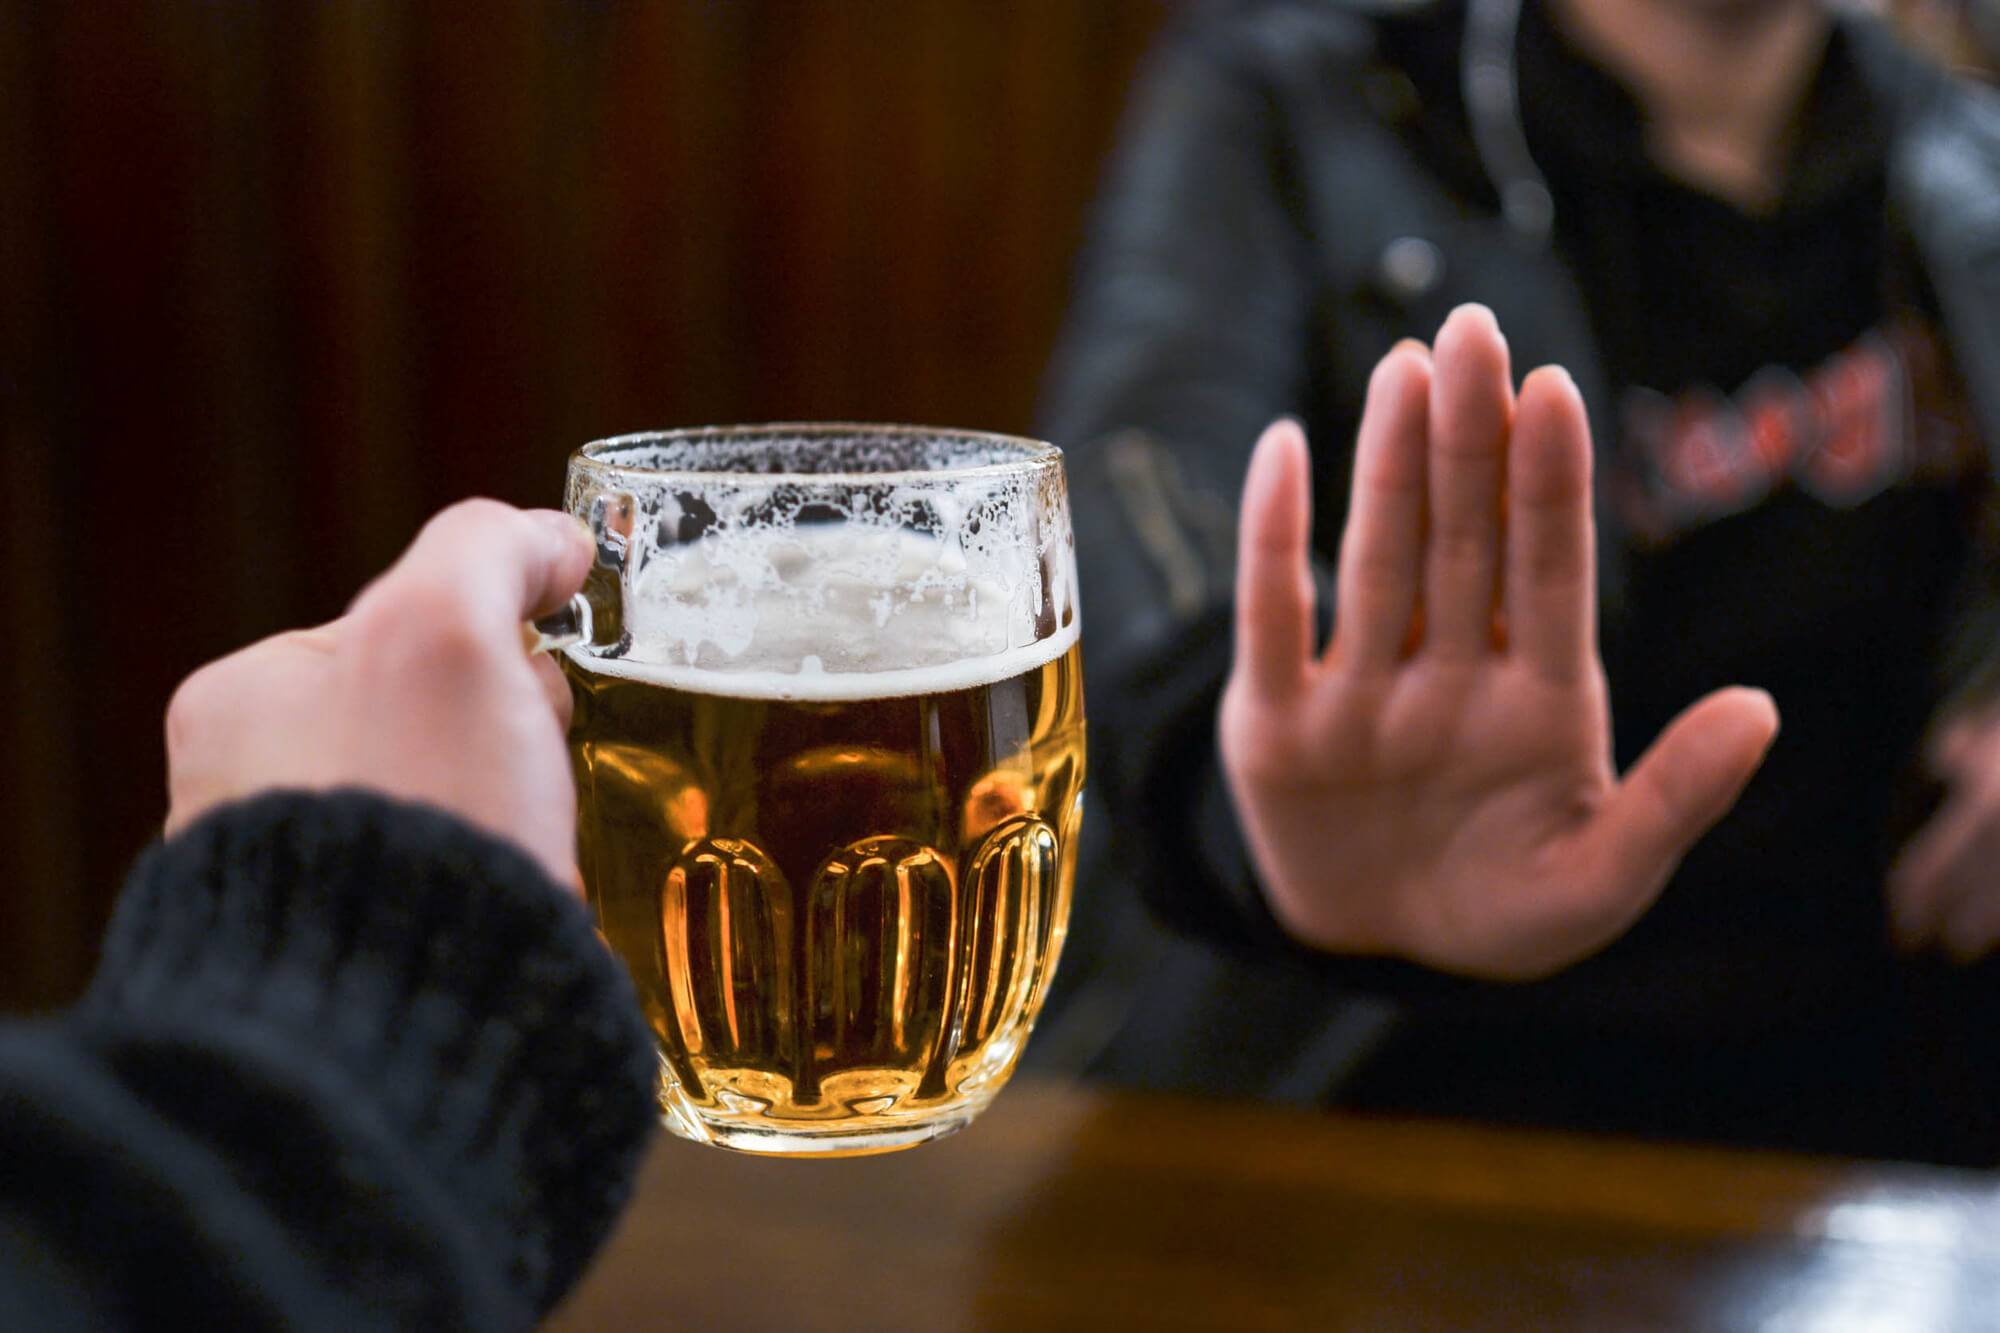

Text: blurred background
xmin=0 ymin=0 xmax=1181 ymax=1012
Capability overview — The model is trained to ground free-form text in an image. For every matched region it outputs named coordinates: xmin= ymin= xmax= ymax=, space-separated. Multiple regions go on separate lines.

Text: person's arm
xmin=1 ymin=791 xmax=654 ymax=1332
xmin=1047 ymin=23 xmax=1779 ymax=982
xmin=0 ymin=501 xmax=657 ymax=1330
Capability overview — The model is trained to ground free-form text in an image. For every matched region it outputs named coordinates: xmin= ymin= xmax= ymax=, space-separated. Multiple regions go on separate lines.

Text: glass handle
xmin=526 ymin=591 xmax=592 ymax=655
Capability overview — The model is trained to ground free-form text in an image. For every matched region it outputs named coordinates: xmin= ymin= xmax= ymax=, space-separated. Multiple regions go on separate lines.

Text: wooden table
xmin=548 ymin=1077 xmax=2000 ymax=1331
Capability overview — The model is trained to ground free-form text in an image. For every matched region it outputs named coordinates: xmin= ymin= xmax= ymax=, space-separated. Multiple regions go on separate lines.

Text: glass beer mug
xmin=540 ymin=426 xmax=1084 ymax=1156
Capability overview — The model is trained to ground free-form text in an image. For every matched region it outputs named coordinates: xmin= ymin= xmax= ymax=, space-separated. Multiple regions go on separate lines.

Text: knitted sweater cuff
xmin=76 ymin=788 xmax=656 ymax=1316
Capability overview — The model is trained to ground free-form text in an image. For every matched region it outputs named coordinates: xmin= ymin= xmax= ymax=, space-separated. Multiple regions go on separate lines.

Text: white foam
xmin=565 ymin=616 xmax=1078 ymax=702
xmin=613 ymin=518 xmax=1074 ymax=672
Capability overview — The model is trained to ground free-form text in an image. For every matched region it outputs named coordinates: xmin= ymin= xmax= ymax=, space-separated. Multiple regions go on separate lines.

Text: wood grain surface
xmin=550 ymin=1077 xmax=2000 ymax=1332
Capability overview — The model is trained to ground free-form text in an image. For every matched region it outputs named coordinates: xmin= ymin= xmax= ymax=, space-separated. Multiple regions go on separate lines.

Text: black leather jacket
xmin=1040 ymin=0 xmax=2000 ymax=1032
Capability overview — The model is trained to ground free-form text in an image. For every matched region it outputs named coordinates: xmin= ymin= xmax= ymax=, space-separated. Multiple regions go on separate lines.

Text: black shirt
xmin=1505 ymin=3 xmax=1982 ymax=1024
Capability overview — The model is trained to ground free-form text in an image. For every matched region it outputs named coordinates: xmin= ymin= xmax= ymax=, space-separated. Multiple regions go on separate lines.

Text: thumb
xmin=1591 ymin=686 xmax=1779 ymax=902
xmin=362 ymin=500 xmax=596 ymax=634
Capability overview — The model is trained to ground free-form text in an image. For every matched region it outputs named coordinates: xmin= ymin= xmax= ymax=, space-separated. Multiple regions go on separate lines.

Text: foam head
xmin=562 ymin=425 xmax=1078 ymax=699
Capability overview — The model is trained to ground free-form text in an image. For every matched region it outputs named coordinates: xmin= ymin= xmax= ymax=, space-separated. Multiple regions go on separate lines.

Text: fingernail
xmin=1265 ymin=415 xmax=1309 ymax=444
xmin=1743 ymin=686 xmax=1780 ymax=732
xmin=1440 ymin=305 xmax=1506 ymax=363
xmin=1447 ymin=303 xmax=1499 ymax=336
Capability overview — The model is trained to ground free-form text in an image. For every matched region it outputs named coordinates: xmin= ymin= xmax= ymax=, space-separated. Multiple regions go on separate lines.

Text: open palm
xmin=1218 ymin=306 xmax=1779 ymax=980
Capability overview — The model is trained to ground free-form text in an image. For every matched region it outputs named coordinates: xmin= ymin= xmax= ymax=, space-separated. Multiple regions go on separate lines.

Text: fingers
xmin=525 ymin=509 xmax=598 ymax=615
xmin=159 ymin=500 xmax=588 ymax=886
xmin=1593 ymin=686 xmax=1780 ymax=910
xmin=1504 ymin=365 xmax=1596 ymax=678
xmin=1422 ymin=305 xmax=1514 ymax=657
xmin=1334 ymin=342 xmax=1431 ymax=671
xmin=1928 ymin=713 xmax=1988 ymax=783
xmin=1890 ymin=789 xmax=2000 ymax=962
xmin=1892 ymin=712 xmax=2000 ymax=960
xmin=1891 ymin=808 xmax=1961 ymax=951
xmin=358 ymin=500 xmax=596 ymax=635
xmin=1337 ymin=305 xmax=1587 ymax=672
xmin=1233 ymin=419 xmax=1318 ymax=700
xmin=530 ymin=651 xmax=576 ymax=731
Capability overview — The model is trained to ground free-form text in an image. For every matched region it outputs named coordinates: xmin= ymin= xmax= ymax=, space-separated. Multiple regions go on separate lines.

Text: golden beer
xmin=551 ymin=423 xmax=1081 ymax=1155
xmin=566 ymin=631 xmax=1084 ymax=1155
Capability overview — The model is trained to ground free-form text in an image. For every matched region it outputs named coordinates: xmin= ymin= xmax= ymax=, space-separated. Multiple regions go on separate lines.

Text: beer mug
xmin=538 ymin=425 xmax=1084 ymax=1156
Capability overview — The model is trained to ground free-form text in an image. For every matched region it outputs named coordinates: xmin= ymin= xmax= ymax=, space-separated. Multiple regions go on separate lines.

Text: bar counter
xmin=549 ymin=1076 xmax=2000 ymax=1330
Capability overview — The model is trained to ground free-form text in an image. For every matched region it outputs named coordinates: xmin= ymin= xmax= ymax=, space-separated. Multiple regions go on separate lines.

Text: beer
xmin=565 ymin=626 xmax=1084 ymax=1156
xmin=551 ymin=422 xmax=1082 ymax=1155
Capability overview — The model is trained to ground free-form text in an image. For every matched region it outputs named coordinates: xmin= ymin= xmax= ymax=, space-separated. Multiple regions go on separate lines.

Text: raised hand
xmin=1217 ymin=305 xmax=1780 ymax=980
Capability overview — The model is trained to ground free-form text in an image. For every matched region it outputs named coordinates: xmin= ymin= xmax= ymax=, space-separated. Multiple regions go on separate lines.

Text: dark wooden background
xmin=0 ymin=1 xmax=1180 ymax=1012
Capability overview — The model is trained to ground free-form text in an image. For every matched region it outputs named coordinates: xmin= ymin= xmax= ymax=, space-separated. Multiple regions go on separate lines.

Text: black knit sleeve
xmin=0 ymin=789 xmax=657 ymax=1333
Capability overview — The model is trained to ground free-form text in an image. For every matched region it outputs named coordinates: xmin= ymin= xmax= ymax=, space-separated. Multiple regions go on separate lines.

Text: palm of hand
xmin=1226 ymin=641 xmax=1632 ymax=980
xmin=1220 ymin=308 xmax=1777 ymax=980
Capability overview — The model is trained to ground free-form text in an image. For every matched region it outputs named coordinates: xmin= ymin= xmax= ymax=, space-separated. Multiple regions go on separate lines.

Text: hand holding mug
xmin=164 ymin=500 xmax=595 ymax=885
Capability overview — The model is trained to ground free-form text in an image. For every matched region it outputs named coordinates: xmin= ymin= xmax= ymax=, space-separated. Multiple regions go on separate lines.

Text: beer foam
xmin=610 ymin=518 xmax=1075 ymax=680
xmin=566 ymin=615 xmax=1077 ymax=701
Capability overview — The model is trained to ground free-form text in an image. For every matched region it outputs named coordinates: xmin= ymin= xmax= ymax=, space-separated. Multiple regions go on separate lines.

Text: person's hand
xmin=1218 ymin=305 xmax=1780 ymax=980
xmin=1889 ymin=706 xmax=2000 ymax=962
xmin=164 ymin=500 xmax=594 ymax=885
